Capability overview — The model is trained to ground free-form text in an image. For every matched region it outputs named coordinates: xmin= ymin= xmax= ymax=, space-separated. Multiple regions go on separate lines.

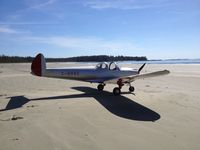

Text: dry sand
xmin=0 ymin=63 xmax=200 ymax=150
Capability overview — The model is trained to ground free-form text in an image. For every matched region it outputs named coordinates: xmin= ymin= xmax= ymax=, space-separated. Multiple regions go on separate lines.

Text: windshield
xmin=109 ymin=62 xmax=120 ymax=70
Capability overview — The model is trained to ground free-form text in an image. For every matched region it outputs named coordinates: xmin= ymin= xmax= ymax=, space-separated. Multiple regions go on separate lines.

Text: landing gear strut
xmin=97 ymin=84 xmax=105 ymax=91
xmin=113 ymin=79 xmax=124 ymax=96
xmin=112 ymin=80 xmax=135 ymax=95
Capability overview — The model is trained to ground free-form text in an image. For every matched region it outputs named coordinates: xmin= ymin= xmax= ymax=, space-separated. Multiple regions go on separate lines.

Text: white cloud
xmin=83 ymin=0 xmax=169 ymax=10
xmin=0 ymin=21 xmax=60 ymax=25
xmin=22 ymin=36 xmax=138 ymax=52
xmin=0 ymin=0 xmax=58 ymax=26
xmin=0 ymin=26 xmax=18 ymax=34
xmin=0 ymin=26 xmax=31 ymax=35
xmin=23 ymin=0 xmax=57 ymax=10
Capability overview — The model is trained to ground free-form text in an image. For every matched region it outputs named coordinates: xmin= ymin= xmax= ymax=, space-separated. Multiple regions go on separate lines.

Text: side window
xmin=101 ymin=63 xmax=107 ymax=69
xmin=96 ymin=63 xmax=108 ymax=69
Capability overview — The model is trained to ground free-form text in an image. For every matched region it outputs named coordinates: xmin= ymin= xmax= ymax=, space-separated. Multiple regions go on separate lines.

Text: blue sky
xmin=0 ymin=0 xmax=199 ymax=59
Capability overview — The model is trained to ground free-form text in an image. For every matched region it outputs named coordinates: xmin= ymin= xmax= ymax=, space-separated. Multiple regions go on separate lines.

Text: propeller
xmin=138 ymin=63 xmax=146 ymax=74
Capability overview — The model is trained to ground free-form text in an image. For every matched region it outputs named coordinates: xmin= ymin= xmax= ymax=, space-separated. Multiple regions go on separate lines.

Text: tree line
xmin=0 ymin=55 xmax=147 ymax=63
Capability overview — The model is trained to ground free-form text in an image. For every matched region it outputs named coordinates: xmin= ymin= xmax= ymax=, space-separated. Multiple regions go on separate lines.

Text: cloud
xmin=21 ymin=36 xmax=138 ymax=52
xmin=0 ymin=0 xmax=170 ymax=26
xmin=0 ymin=0 xmax=59 ymax=25
xmin=0 ymin=22 xmax=60 ymax=25
xmin=82 ymin=0 xmax=169 ymax=10
xmin=0 ymin=26 xmax=18 ymax=34
xmin=28 ymin=0 xmax=57 ymax=10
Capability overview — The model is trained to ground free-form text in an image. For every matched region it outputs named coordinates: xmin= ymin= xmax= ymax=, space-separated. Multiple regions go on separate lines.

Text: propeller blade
xmin=138 ymin=63 xmax=146 ymax=74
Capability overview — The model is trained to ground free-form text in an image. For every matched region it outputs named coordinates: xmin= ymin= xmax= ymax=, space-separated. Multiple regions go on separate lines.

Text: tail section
xmin=31 ymin=53 xmax=46 ymax=76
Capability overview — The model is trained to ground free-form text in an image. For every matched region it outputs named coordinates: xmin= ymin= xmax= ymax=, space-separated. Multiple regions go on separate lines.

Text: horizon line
xmin=0 ymin=54 xmax=200 ymax=61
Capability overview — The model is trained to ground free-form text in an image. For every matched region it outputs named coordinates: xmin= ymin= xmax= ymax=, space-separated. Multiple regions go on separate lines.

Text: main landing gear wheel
xmin=97 ymin=84 xmax=104 ymax=91
xmin=113 ymin=87 xmax=121 ymax=96
xmin=129 ymin=86 xmax=135 ymax=92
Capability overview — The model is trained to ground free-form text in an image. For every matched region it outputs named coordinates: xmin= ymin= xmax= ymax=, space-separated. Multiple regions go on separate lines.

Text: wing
xmin=104 ymin=70 xmax=170 ymax=84
xmin=86 ymin=77 xmax=115 ymax=83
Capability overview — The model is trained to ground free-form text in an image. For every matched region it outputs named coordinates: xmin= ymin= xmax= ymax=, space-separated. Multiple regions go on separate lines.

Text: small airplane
xmin=31 ymin=53 xmax=170 ymax=95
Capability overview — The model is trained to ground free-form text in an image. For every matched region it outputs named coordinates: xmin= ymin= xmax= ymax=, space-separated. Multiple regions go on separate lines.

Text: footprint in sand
xmin=0 ymin=94 xmax=7 ymax=97
xmin=11 ymin=115 xmax=24 ymax=120
xmin=26 ymin=105 xmax=38 ymax=108
xmin=11 ymin=138 xmax=19 ymax=141
xmin=0 ymin=115 xmax=24 ymax=121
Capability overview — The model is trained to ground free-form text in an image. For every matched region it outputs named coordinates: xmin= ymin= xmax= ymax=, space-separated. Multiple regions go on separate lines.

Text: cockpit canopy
xmin=96 ymin=62 xmax=120 ymax=70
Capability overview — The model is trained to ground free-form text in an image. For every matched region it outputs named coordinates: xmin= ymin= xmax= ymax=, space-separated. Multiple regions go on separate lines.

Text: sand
xmin=0 ymin=62 xmax=200 ymax=150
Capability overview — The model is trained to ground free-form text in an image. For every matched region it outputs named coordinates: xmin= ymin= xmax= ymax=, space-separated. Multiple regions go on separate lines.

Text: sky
xmin=0 ymin=0 xmax=199 ymax=59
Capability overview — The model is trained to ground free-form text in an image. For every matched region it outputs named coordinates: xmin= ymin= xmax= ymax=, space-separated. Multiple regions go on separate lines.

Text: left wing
xmin=104 ymin=70 xmax=170 ymax=84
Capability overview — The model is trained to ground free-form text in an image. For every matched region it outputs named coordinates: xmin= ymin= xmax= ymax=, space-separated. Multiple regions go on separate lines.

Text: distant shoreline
xmin=0 ymin=55 xmax=200 ymax=64
xmin=0 ymin=55 xmax=147 ymax=63
xmin=119 ymin=59 xmax=200 ymax=64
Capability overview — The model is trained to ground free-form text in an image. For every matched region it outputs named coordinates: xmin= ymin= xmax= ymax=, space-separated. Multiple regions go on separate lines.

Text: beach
xmin=0 ymin=63 xmax=200 ymax=150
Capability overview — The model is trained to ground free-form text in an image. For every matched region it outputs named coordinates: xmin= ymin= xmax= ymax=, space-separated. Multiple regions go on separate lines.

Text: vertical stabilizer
xmin=31 ymin=53 xmax=46 ymax=76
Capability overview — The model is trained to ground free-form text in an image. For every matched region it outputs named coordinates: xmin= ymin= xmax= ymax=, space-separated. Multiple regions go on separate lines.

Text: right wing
xmin=129 ymin=70 xmax=170 ymax=81
xmin=104 ymin=70 xmax=170 ymax=84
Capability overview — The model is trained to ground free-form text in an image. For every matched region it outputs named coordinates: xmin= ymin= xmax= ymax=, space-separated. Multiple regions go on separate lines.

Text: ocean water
xmin=79 ymin=59 xmax=200 ymax=65
xmin=119 ymin=59 xmax=200 ymax=64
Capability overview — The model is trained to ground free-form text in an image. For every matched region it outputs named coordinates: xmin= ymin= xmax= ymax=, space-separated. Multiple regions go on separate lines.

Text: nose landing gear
xmin=113 ymin=80 xmax=135 ymax=96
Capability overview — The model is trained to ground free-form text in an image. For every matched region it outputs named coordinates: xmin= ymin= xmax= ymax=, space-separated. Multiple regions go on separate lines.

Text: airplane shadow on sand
xmin=0 ymin=86 xmax=160 ymax=122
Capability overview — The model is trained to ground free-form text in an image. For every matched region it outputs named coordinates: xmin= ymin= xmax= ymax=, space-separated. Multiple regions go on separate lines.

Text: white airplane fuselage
xmin=43 ymin=67 xmax=137 ymax=83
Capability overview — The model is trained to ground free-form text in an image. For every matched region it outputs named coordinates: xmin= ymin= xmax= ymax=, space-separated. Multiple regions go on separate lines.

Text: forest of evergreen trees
xmin=0 ymin=55 xmax=147 ymax=63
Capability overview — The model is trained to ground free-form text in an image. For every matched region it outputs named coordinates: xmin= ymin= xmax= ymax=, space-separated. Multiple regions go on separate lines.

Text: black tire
xmin=113 ymin=87 xmax=121 ymax=96
xmin=97 ymin=84 xmax=104 ymax=91
xmin=129 ymin=86 xmax=135 ymax=92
